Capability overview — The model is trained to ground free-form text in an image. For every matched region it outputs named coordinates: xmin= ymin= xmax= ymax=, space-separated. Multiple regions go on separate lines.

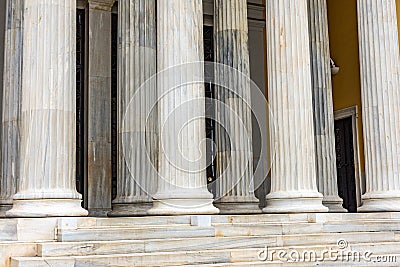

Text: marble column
xmin=87 ymin=0 xmax=114 ymax=217
xmin=148 ymin=0 xmax=219 ymax=215
xmin=263 ymin=0 xmax=328 ymax=213
xmin=307 ymin=0 xmax=345 ymax=212
xmin=213 ymin=0 xmax=260 ymax=214
xmin=357 ymin=0 xmax=400 ymax=212
xmin=0 ymin=0 xmax=22 ymax=215
xmin=109 ymin=0 xmax=157 ymax=216
xmin=6 ymin=0 xmax=88 ymax=217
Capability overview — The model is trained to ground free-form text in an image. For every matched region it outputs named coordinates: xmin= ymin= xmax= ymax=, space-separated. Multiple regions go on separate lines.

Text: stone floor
xmin=1 ymin=213 xmax=400 ymax=266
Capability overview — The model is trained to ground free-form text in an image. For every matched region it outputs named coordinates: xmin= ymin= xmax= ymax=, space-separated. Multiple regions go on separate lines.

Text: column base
xmin=323 ymin=196 xmax=347 ymax=213
xmin=214 ymin=197 xmax=261 ymax=214
xmin=0 ymin=204 xmax=12 ymax=217
xmin=359 ymin=193 xmax=400 ymax=212
xmin=263 ymin=192 xmax=328 ymax=213
xmin=88 ymin=208 xmax=112 ymax=217
xmin=108 ymin=202 xmax=152 ymax=217
xmin=6 ymin=199 xmax=88 ymax=217
xmin=148 ymin=199 xmax=219 ymax=215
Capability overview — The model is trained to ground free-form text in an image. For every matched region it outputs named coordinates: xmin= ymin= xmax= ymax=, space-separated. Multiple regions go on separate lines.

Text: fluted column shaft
xmin=307 ymin=0 xmax=345 ymax=212
xmin=357 ymin=0 xmax=400 ymax=211
xmin=6 ymin=0 xmax=87 ymax=217
xmin=213 ymin=0 xmax=260 ymax=213
xmin=263 ymin=0 xmax=328 ymax=213
xmin=110 ymin=0 xmax=157 ymax=216
xmin=0 ymin=0 xmax=22 ymax=214
xmin=148 ymin=0 xmax=219 ymax=215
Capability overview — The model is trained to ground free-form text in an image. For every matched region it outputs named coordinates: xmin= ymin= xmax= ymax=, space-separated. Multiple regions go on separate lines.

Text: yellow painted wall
xmin=397 ymin=0 xmax=400 ymax=41
xmin=327 ymin=0 xmax=364 ymax=173
xmin=328 ymin=0 xmax=400 ymax=175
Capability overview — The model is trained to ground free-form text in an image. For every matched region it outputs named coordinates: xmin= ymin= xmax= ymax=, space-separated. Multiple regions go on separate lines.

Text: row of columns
xmin=1 ymin=0 xmax=399 ymax=217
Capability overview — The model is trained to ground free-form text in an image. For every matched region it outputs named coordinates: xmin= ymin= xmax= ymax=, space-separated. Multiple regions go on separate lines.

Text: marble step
xmin=75 ymin=214 xmax=310 ymax=229
xmin=76 ymin=216 xmax=192 ymax=229
xmin=59 ymin=220 xmax=400 ymax=242
xmin=39 ymin=236 xmax=272 ymax=257
xmin=184 ymin=255 xmax=400 ymax=267
xmin=67 ymin=222 xmax=312 ymax=243
xmin=11 ymin=243 xmax=400 ymax=267
xmin=214 ymin=220 xmax=400 ymax=237
xmin=322 ymin=220 xmax=400 ymax=232
xmin=57 ymin=225 xmax=215 ymax=242
xmin=314 ymin=212 xmax=400 ymax=223
xmin=38 ymin=231 xmax=398 ymax=257
xmin=70 ymin=214 xmax=400 ymax=229
xmin=211 ymin=212 xmax=400 ymax=225
xmin=215 ymin=222 xmax=321 ymax=236
xmin=184 ymin=252 xmax=400 ymax=266
xmin=211 ymin=214 xmax=310 ymax=224
xmin=11 ymin=250 xmax=229 ymax=267
xmin=10 ymin=257 xmax=75 ymax=267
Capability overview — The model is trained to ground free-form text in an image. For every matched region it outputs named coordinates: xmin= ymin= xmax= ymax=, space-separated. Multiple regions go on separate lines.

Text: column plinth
xmin=148 ymin=0 xmax=219 ymax=215
xmin=357 ymin=0 xmax=400 ymax=212
xmin=6 ymin=0 xmax=87 ymax=217
xmin=307 ymin=0 xmax=345 ymax=212
xmin=263 ymin=0 xmax=328 ymax=214
xmin=213 ymin=0 xmax=260 ymax=214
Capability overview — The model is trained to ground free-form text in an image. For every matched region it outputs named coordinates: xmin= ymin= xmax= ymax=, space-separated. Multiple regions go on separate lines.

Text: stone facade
xmin=0 ymin=0 xmax=398 ymax=216
xmin=0 ymin=0 xmax=400 ymax=266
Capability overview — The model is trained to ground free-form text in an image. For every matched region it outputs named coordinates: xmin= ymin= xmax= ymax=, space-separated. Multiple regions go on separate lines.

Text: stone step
xmin=59 ymin=220 xmax=400 ymax=243
xmin=76 ymin=216 xmax=192 ymax=229
xmin=0 ymin=243 xmax=37 ymax=267
xmin=215 ymin=222 xmax=322 ymax=236
xmin=11 ymin=250 xmax=229 ymax=267
xmin=278 ymin=231 xmax=399 ymax=247
xmin=205 ymin=254 xmax=400 ymax=267
xmin=38 ymin=236 xmax=272 ymax=257
xmin=214 ymin=220 xmax=400 ymax=237
xmin=73 ymin=213 xmax=400 ymax=230
xmin=211 ymin=213 xmax=400 ymax=225
xmin=211 ymin=214 xmax=310 ymax=224
xmin=11 ymin=244 xmax=400 ymax=267
xmin=75 ymin=214 xmax=311 ymax=229
xmin=185 ymin=256 xmax=400 ymax=267
xmin=10 ymin=257 xmax=75 ymax=267
xmin=38 ymin=231 xmax=398 ymax=257
xmin=322 ymin=220 xmax=400 ymax=232
xmin=57 ymin=225 xmax=215 ymax=242
xmin=314 ymin=212 xmax=400 ymax=223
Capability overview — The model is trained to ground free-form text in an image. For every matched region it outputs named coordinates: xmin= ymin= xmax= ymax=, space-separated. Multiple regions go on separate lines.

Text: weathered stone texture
xmin=213 ymin=0 xmax=260 ymax=214
xmin=263 ymin=0 xmax=327 ymax=213
xmin=307 ymin=0 xmax=345 ymax=212
xmin=357 ymin=0 xmax=400 ymax=212
xmin=110 ymin=0 xmax=158 ymax=216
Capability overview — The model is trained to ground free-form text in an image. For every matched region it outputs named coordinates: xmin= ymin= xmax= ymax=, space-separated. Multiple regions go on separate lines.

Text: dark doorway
xmin=334 ymin=117 xmax=357 ymax=212
xmin=204 ymin=25 xmax=217 ymax=185
xmin=76 ymin=9 xmax=86 ymax=197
